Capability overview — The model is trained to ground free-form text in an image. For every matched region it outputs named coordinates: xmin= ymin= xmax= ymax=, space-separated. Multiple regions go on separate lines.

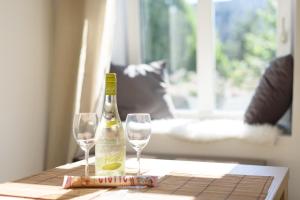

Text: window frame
xmin=126 ymin=0 xmax=292 ymax=119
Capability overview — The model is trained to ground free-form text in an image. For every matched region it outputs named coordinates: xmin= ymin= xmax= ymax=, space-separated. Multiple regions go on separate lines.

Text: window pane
xmin=140 ymin=0 xmax=197 ymax=110
xmin=215 ymin=0 xmax=277 ymax=111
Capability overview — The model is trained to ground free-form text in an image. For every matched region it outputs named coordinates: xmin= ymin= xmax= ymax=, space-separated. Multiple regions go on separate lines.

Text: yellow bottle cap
xmin=105 ymin=73 xmax=117 ymax=95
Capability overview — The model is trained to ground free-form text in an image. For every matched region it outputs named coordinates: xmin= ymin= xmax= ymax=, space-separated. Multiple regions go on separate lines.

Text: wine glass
xmin=73 ymin=113 xmax=98 ymax=178
xmin=125 ymin=113 xmax=151 ymax=176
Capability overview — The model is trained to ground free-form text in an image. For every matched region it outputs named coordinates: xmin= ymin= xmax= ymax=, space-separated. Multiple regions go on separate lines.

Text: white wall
xmin=0 ymin=0 xmax=52 ymax=181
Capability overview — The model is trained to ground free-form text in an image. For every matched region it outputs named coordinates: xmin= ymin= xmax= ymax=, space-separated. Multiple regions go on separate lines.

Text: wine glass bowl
xmin=127 ymin=122 xmax=151 ymax=151
xmin=73 ymin=113 xmax=98 ymax=177
xmin=126 ymin=113 xmax=151 ymax=176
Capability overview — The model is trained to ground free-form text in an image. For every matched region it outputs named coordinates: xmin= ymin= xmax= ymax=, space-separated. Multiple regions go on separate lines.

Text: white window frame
xmin=197 ymin=0 xmax=215 ymax=116
xmin=126 ymin=0 xmax=142 ymax=64
xmin=126 ymin=0 xmax=292 ymax=119
xmin=277 ymin=0 xmax=292 ymax=56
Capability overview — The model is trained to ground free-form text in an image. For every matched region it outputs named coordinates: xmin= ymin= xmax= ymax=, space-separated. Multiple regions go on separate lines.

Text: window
xmin=215 ymin=0 xmax=277 ymax=111
xmin=140 ymin=0 xmax=198 ymax=110
xmin=126 ymin=0 xmax=291 ymax=118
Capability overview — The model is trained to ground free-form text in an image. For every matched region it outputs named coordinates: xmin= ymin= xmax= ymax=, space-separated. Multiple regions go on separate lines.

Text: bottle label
xmin=106 ymin=120 xmax=117 ymax=128
xmin=95 ymin=143 xmax=126 ymax=175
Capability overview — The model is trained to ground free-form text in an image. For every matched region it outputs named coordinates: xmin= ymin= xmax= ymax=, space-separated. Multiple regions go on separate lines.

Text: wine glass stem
xmin=85 ymin=149 xmax=89 ymax=178
xmin=137 ymin=150 xmax=141 ymax=176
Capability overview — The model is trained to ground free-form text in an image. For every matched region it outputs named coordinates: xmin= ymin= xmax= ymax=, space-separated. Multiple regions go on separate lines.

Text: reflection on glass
xmin=126 ymin=113 xmax=151 ymax=176
xmin=73 ymin=113 xmax=98 ymax=178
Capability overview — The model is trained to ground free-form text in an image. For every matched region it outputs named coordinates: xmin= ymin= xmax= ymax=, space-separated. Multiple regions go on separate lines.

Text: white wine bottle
xmin=95 ymin=73 xmax=126 ymax=176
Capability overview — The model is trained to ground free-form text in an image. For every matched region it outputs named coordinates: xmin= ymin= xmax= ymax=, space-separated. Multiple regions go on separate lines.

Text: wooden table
xmin=0 ymin=158 xmax=288 ymax=200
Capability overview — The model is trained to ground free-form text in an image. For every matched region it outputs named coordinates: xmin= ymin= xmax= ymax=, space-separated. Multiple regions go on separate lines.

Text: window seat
xmin=150 ymin=119 xmax=281 ymax=145
xmin=76 ymin=119 xmax=281 ymax=162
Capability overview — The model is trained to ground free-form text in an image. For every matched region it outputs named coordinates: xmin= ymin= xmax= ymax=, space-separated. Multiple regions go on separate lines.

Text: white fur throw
xmin=151 ymin=119 xmax=282 ymax=145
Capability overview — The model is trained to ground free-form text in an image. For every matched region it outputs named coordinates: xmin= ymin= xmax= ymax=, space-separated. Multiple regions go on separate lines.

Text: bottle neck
xmin=104 ymin=77 xmax=118 ymax=116
xmin=104 ymin=94 xmax=117 ymax=104
xmin=104 ymin=94 xmax=118 ymax=113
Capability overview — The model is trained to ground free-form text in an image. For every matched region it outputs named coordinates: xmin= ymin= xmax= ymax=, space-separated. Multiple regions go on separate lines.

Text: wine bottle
xmin=95 ymin=73 xmax=126 ymax=176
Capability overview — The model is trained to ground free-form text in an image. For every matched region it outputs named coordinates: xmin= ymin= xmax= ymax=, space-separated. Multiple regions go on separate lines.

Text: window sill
xmin=173 ymin=109 xmax=244 ymax=120
xmin=151 ymin=118 xmax=279 ymax=145
xmin=128 ymin=130 xmax=293 ymax=163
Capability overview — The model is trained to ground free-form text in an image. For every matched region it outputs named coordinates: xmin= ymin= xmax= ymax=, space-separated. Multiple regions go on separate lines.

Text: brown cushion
xmin=244 ymin=54 xmax=293 ymax=125
xmin=110 ymin=61 xmax=174 ymax=121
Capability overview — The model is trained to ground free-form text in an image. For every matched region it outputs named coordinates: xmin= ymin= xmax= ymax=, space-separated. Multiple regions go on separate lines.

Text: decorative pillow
xmin=244 ymin=54 xmax=293 ymax=125
xmin=110 ymin=61 xmax=174 ymax=121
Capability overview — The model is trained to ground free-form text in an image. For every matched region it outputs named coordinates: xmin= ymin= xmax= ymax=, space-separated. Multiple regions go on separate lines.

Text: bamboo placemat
xmin=0 ymin=165 xmax=273 ymax=200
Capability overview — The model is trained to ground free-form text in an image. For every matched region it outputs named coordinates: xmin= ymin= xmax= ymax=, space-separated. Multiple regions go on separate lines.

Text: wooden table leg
xmin=280 ymin=179 xmax=288 ymax=200
xmin=282 ymin=187 xmax=288 ymax=200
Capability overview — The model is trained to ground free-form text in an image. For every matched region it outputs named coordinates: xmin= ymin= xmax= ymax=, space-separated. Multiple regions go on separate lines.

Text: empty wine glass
xmin=73 ymin=113 xmax=98 ymax=178
xmin=125 ymin=113 xmax=151 ymax=176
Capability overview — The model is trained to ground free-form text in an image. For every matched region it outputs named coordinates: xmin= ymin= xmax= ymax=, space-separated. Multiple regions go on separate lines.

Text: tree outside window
xmin=140 ymin=0 xmax=277 ymax=111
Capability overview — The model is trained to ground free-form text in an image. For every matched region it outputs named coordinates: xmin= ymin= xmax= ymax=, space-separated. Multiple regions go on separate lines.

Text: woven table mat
xmin=0 ymin=165 xmax=273 ymax=200
xmin=148 ymin=172 xmax=273 ymax=200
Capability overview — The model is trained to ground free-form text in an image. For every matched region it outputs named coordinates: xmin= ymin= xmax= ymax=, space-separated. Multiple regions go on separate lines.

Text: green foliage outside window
xmin=216 ymin=0 xmax=277 ymax=89
xmin=141 ymin=0 xmax=276 ymax=90
xmin=141 ymin=0 xmax=196 ymax=73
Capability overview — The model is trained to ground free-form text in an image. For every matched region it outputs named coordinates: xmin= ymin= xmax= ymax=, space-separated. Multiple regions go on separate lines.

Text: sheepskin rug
xmin=151 ymin=119 xmax=282 ymax=145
